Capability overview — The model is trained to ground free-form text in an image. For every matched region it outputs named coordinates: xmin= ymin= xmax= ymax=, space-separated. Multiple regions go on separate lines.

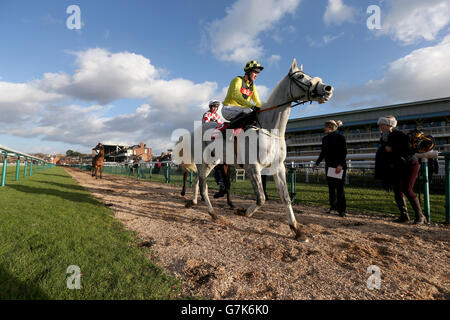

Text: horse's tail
xmin=181 ymin=163 xmax=197 ymax=173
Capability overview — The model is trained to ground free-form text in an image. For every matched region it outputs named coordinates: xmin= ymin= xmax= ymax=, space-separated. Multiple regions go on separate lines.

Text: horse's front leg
xmin=198 ymin=165 xmax=218 ymax=220
xmin=273 ymin=166 xmax=308 ymax=242
xmin=235 ymin=165 xmax=265 ymax=217
xmin=185 ymin=175 xmax=199 ymax=208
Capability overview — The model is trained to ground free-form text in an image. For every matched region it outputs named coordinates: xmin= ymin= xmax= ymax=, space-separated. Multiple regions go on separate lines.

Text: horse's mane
xmin=261 ymin=72 xmax=291 ymax=109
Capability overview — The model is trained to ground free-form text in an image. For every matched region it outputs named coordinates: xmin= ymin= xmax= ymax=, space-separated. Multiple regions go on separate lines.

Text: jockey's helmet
xmin=244 ymin=60 xmax=264 ymax=74
xmin=209 ymin=100 xmax=221 ymax=108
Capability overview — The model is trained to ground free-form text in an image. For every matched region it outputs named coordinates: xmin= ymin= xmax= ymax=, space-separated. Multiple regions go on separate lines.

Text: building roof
xmin=287 ymin=96 xmax=450 ymax=133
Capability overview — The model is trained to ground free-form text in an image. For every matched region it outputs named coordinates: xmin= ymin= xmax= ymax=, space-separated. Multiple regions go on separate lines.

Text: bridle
xmin=258 ymin=70 xmax=321 ymax=114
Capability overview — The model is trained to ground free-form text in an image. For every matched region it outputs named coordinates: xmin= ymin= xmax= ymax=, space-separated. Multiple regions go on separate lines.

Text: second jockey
xmin=203 ymin=100 xmax=227 ymax=198
xmin=222 ymin=60 xmax=263 ymax=130
xmin=202 ymin=100 xmax=223 ymax=125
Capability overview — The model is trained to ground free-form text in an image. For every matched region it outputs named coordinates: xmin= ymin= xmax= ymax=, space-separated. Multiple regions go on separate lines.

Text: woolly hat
xmin=324 ymin=120 xmax=343 ymax=128
xmin=377 ymin=116 xmax=397 ymax=128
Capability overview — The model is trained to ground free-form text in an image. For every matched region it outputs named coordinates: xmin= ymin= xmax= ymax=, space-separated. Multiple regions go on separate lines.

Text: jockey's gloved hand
xmin=250 ymin=105 xmax=256 ymax=110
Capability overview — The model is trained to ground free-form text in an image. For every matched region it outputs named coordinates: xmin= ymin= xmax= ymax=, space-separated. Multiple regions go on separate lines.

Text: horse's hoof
xmin=185 ymin=200 xmax=196 ymax=208
xmin=209 ymin=212 xmax=218 ymax=221
xmin=234 ymin=208 xmax=246 ymax=216
xmin=295 ymin=234 xmax=309 ymax=243
xmin=228 ymin=203 xmax=235 ymax=210
xmin=290 ymin=225 xmax=309 ymax=242
xmin=181 ymin=191 xmax=186 ymax=196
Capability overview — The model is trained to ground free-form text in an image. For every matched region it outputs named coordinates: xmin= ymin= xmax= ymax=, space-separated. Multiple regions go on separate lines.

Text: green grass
xmin=0 ymin=166 xmax=181 ymax=299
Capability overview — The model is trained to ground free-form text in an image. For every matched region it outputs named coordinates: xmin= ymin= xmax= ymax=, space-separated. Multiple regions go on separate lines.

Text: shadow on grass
xmin=8 ymin=184 xmax=100 ymax=206
xmin=33 ymin=180 xmax=87 ymax=192
xmin=0 ymin=265 xmax=49 ymax=299
xmin=39 ymin=172 xmax=69 ymax=178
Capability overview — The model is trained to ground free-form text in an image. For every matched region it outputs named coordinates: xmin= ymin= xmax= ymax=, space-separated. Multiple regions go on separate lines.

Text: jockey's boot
xmin=228 ymin=109 xmax=257 ymax=130
xmin=214 ymin=184 xmax=226 ymax=199
xmin=214 ymin=165 xmax=226 ymax=198
xmin=393 ymin=196 xmax=410 ymax=223
xmin=410 ymin=196 xmax=426 ymax=225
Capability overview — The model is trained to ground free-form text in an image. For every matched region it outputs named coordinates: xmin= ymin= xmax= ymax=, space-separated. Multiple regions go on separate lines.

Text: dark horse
xmin=92 ymin=143 xmax=104 ymax=179
xmin=180 ymin=164 xmax=268 ymax=207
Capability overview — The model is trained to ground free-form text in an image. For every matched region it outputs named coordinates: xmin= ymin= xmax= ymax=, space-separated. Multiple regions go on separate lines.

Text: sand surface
xmin=66 ymin=168 xmax=449 ymax=300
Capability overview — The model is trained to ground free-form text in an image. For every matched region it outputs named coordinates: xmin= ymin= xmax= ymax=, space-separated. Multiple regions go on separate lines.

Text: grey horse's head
xmin=288 ymin=58 xmax=334 ymax=104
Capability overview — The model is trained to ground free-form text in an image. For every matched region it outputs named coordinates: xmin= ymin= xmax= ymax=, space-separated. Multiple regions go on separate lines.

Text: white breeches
xmin=221 ymin=106 xmax=252 ymax=121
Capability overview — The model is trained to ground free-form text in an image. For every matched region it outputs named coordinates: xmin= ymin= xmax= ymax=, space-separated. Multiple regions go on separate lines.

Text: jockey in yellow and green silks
xmin=222 ymin=60 xmax=263 ymax=129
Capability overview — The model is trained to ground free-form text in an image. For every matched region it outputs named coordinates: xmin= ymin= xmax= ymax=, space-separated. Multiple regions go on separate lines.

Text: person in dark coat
xmin=377 ymin=116 xmax=425 ymax=224
xmin=312 ymin=120 xmax=347 ymax=217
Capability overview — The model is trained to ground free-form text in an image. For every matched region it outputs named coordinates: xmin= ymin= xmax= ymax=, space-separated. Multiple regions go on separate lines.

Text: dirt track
xmin=66 ymin=168 xmax=449 ymax=300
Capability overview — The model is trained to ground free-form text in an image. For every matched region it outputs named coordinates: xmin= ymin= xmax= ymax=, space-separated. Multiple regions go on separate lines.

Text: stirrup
xmin=228 ymin=112 xmax=249 ymax=130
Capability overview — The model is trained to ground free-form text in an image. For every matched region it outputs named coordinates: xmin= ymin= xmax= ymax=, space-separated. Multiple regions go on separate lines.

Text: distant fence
xmin=71 ymin=151 xmax=449 ymax=223
xmin=74 ymin=161 xmax=197 ymax=185
xmin=286 ymin=151 xmax=449 ymax=223
xmin=0 ymin=144 xmax=55 ymax=187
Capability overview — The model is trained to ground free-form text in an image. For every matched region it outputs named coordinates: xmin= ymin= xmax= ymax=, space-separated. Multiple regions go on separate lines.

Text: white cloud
xmin=45 ymin=48 xmax=160 ymax=104
xmin=324 ymin=0 xmax=358 ymax=26
xmin=332 ymin=35 xmax=450 ymax=107
xmin=0 ymin=47 xmax=275 ymax=154
xmin=267 ymin=54 xmax=281 ymax=67
xmin=0 ymin=81 xmax=64 ymax=123
xmin=206 ymin=0 xmax=301 ymax=63
xmin=31 ymin=48 xmax=218 ymax=112
xmin=381 ymin=0 xmax=450 ymax=44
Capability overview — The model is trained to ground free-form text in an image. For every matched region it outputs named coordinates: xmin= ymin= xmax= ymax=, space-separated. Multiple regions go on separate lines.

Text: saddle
xmin=216 ymin=110 xmax=258 ymax=139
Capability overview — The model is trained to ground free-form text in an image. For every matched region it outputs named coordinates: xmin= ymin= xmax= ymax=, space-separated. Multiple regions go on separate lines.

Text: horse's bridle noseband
xmin=258 ymin=70 xmax=323 ymax=114
xmin=288 ymin=70 xmax=321 ymax=103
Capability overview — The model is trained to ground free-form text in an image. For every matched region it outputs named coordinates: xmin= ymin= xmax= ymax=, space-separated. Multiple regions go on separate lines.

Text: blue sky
xmin=1 ymin=0 xmax=449 ymax=155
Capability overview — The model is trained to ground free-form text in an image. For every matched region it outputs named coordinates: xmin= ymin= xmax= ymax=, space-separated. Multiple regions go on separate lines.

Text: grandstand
xmin=285 ymin=97 xmax=450 ymax=162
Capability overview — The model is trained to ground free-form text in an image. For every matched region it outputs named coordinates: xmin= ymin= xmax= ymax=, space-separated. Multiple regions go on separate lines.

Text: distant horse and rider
xmin=175 ymin=59 xmax=333 ymax=241
xmin=92 ymin=142 xmax=104 ymax=179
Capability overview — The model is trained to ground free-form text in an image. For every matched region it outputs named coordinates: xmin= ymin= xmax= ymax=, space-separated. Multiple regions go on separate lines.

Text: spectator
xmin=376 ymin=116 xmax=426 ymax=224
xmin=312 ymin=120 xmax=347 ymax=217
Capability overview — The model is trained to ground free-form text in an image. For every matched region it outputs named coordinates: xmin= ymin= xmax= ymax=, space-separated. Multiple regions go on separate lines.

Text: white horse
xmin=176 ymin=59 xmax=333 ymax=241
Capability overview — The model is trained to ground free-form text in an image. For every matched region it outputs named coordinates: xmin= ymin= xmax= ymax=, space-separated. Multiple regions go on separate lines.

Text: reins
xmin=257 ymin=70 xmax=314 ymax=114
xmin=258 ymin=100 xmax=308 ymax=113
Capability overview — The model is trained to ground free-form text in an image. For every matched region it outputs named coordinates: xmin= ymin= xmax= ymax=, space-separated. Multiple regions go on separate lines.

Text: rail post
xmin=421 ymin=158 xmax=431 ymax=222
xmin=15 ymin=156 xmax=21 ymax=181
xmin=29 ymin=160 xmax=33 ymax=177
xmin=345 ymin=160 xmax=351 ymax=185
xmin=305 ymin=162 xmax=310 ymax=183
xmin=165 ymin=163 xmax=170 ymax=184
xmin=24 ymin=157 xmax=28 ymax=178
xmin=1 ymin=151 xmax=7 ymax=187
xmin=137 ymin=164 xmax=141 ymax=180
xmin=289 ymin=162 xmax=296 ymax=202
xmin=443 ymin=152 xmax=450 ymax=223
